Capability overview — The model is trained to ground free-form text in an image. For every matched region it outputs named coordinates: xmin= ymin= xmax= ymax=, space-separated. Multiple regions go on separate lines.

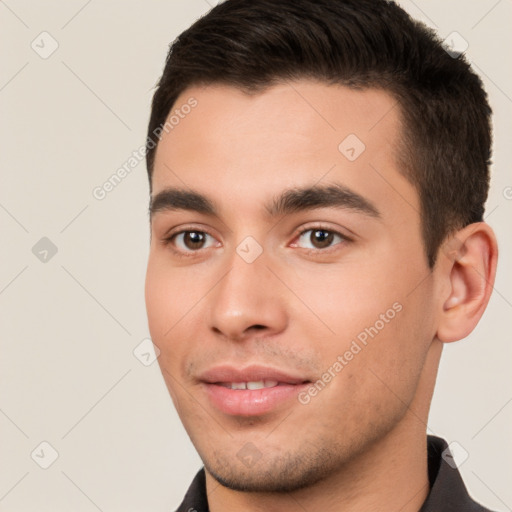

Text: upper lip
xmin=198 ymin=365 xmax=310 ymax=385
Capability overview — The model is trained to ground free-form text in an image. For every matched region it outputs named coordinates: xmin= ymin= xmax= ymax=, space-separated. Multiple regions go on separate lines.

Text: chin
xmin=203 ymin=448 xmax=339 ymax=493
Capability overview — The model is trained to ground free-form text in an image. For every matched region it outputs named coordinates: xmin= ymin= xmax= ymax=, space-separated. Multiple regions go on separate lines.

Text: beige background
xmin=1 ymin=1 xmax=511 ymax=511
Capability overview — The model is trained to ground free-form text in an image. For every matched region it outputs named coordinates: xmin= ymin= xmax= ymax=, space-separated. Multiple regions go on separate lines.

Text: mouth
xmin=218 ymin=379 xmax=294 ymax=390
xmin=198 ymin=366 xmax=311 ymax=416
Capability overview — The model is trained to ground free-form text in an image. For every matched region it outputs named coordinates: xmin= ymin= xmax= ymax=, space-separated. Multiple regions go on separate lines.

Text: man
xmin=144 ymin=0 xmax=498 ymax=510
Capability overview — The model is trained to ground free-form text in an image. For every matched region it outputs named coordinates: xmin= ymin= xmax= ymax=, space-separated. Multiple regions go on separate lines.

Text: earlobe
xmin=436 ymin=222 xmax=498 ymax=343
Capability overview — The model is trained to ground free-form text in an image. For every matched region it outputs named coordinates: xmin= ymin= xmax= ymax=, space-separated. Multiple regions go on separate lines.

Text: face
xmin=145 ymin=80 xmax=439 ymax=492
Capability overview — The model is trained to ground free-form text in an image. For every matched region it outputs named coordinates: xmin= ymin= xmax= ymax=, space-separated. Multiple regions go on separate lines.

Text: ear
xmin=436 ymin=222 xmax=498 ymax=343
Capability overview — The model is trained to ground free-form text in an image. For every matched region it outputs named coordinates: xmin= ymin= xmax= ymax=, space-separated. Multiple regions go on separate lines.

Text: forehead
xmin=152 ymin=80 xmax=419 ymax=223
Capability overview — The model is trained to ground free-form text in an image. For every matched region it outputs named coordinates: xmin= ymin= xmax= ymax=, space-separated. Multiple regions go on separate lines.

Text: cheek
xmin=285 ymin=261 xmax=402 ymax=341
xmin=287 ymin=254 xmax=435 ymax=382
xmin=292 ymin=296 xmax=434 ymax=449
xmin=289 ymin=243 xmax=429 ymax=328
xmin=145 ymin=258 xmax=193 ymax=383
xmin=145 ymin=258 xmax=172 ymax=340
xmin=145 ymin=259 xmax=193 ymax=402
xmin=145 ymin=252 xmax=206 ymax=340
xmin=145 ymin=252 xmax=229 ymax=389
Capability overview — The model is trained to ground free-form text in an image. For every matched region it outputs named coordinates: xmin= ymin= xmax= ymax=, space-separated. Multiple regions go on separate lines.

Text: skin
xmin=145 ymin=80 xmax=497 ymax=512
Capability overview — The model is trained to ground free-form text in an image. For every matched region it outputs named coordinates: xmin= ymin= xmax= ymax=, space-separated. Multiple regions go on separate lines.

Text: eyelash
xmin=162 ymin=225 xmax=351 ymax=258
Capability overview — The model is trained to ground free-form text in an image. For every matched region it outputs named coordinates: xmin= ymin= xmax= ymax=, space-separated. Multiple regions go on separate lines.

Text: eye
xmin=294 ymin=228 xmax=345 ymax=250
xmin=170 ymin=231 xmax=218 ymax=252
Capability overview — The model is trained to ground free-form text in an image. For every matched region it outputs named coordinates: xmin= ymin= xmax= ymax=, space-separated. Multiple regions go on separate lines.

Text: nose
xmin=207 ymin=251 xmax=288 ymax=342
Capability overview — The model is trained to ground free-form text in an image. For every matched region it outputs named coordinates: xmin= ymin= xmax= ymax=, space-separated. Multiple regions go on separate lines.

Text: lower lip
xmin=202 ymin=382 xmax=309 ymax=416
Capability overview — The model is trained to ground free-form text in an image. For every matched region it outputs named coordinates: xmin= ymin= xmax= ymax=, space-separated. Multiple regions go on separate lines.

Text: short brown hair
xmin=146 ymin=0 xmax=492 ymax=267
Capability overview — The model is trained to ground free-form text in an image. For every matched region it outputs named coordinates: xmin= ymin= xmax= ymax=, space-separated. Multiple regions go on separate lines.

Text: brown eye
xmin=310 ymin=230 xmax=334 ymax=248
xmin=172 ymin=231 xmax=216 ymax=252
xmin=183 ymin=231 xmax=206 ymax=249
xmin=296 ymin=228 xmax=344 ymax=250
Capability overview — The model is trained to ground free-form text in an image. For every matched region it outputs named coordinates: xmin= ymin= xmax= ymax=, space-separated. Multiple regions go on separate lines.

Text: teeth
xmin=225 ymin=380 xmax=280 ymax=390
xmin=247 ymin=380 xmax=265 ymax=390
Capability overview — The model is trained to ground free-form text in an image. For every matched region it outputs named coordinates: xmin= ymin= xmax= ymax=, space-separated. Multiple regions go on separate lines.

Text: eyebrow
xmin=149 ymin=184 xmax=380 ymax=219
xmin=150 ymin=188 xmax=216 ymax=217
xmin=266 ymin=184 xmax=380 ymax=218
